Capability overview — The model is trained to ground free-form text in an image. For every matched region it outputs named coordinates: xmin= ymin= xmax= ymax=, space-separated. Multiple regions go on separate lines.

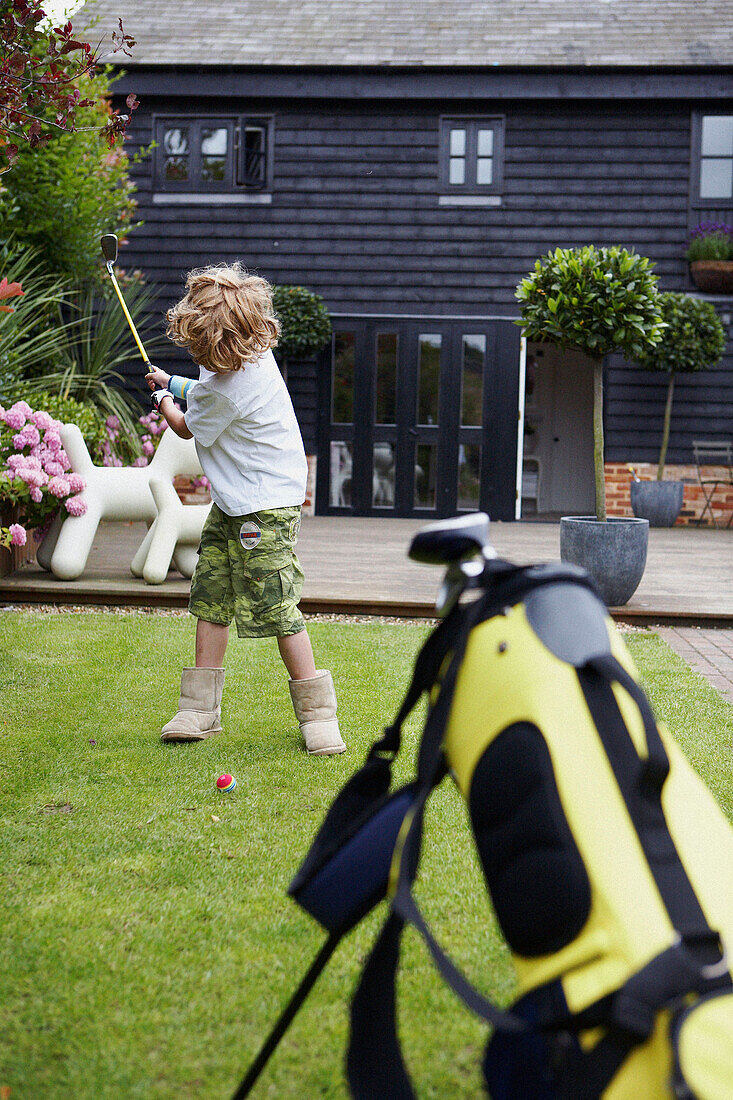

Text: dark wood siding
xmin=117 ymin=94 xmax=733 ymax=462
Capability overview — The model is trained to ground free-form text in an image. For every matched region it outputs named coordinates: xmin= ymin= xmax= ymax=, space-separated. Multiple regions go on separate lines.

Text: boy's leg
xmin=161 ymin=501 xmax=231 ymax=743
xmin=197 ymin=618 xmax=230 ymax=668
xmin=277 ymin=628 xmax=317 ymax=680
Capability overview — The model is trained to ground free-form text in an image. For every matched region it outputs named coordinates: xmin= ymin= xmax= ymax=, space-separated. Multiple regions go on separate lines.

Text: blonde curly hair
xmin=166 ymin=262 xmax=280 ymax=373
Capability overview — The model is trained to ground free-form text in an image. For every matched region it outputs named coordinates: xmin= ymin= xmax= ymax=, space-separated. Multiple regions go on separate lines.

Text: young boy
xmin=145 ymin=262 xmax=345 ymax=756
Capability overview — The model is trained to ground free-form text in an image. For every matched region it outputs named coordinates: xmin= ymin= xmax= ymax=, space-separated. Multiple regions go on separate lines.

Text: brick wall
xmin=605 ymin=463 xmax=733 ymax=527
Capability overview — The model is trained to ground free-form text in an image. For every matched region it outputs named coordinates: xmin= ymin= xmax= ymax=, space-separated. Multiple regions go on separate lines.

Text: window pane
xmin=244 ymin=125 xmax=267 ymax=186
xmin=449 ymin=157 xmax=466 ymax=184
xmin=164 ymin=127 xmax=188 ymax=156
xmin=373 ymin=442 xmax=395 ymax=507
xmin=701 ymin=116 xmax=733 ymax=156
xmin=700 ymin=158 xmax=733 ymax=199
xmin=375 ymin=333 xmax=397 ymax=425
xmin=477 ymin=129 xmax=494 ymax=156
xmin=332 ymin=333 xmax=355 ymax=423
xmin=330 ymin=441 xmax=352 ymax=507
xmin=461 ymin=334 xmax=485 ymax=426
xmin=163 ymin=126 xmax=189 ymax=181
xmin=202 ymin=158 xmax=226 ymax=181
xmin=457 ymin=444 xmax=481 ymax=510
xmin=165 ymin=157 xmax=189 ymax=181
xmin=201 ymin=127 xmax=228 ymax=156
xmin=417 ymin=334 xmax=441 ymax=425
xmin=449 ymin=128 xmax=466 ymax=156
xmin=415 ymin=444 xmax=438 ymax=509
xmin=476 ymin=157 xmax=493 ymax=185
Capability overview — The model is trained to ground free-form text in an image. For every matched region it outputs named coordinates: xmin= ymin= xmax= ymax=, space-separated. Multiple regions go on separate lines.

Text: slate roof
xmin=78 ymin=0 xmax=733 ymax=67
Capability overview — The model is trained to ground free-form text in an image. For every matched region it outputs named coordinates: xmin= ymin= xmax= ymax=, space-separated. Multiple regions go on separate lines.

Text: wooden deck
xmin=1 ymin=516 xmax=732 ymax=626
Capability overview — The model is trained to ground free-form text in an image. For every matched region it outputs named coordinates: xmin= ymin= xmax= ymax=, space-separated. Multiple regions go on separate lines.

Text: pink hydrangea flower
xmin=6 ymin=454 xmax=25 ymax=470
xmin=48 ymin=476 xmax=71 ymax=498
xmin=18 ymin=466 xmax=45 ymax=488
xmin=43 ymin=431 xmax=62 ymax=453
xmin=67 ymin=473 xmax=85 ymax=493
xmin=13 ymin=425 xmax=41 ymax=450
xmin=32 ymin=410 xmax=54 ymax=431
xmin=132 ymin=456 xmax=148 ymax=467
xmin=56 ymin=450 xmax=69 ymax=469
xmin=65 ymin=494 xmax=87 ymax=516
xmin=106 ymin=415 xmax=121 ymax=432
xmin=43 ymin=460 xmax=65 ymax=479
xmin=9 ymin=523 xmax=26 ymax=547
xmin=3 ymin=403 xmax=30 ymax=430
xmin=142 ymin=439 xmax=155 ymax=457
xmin=30 ymin=487 xmax=43 ymax=503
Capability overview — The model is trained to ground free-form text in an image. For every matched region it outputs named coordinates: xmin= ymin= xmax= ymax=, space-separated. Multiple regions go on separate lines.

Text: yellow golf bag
xmin=234 ymin=514 xmax=733 ymax=1100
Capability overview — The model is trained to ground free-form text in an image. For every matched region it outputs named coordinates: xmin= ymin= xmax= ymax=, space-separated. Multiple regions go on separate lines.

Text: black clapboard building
xmin=80 ymin=0 xmax=733 ymax=520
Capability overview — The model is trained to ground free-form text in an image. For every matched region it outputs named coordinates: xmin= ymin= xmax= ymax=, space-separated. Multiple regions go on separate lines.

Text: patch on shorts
xmin=239 ymin=520 xmax=262 ymax=550
xmin=289 ymin=514 xmax=301 ymax=544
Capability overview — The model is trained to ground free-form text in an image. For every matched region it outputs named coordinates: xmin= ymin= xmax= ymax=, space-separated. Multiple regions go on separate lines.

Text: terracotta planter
xmin=689 ymin=261 xmax=733 ymax=294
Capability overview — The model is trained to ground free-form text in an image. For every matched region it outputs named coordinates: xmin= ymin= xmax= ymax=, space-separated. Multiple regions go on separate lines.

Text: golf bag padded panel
xmin=469 ymin=723 xmax=591 ymax=957
xmin=443 ymin=599 xmax=733 ymax=1098
xmin=671 ymin=991 xmax=733 ymax=1099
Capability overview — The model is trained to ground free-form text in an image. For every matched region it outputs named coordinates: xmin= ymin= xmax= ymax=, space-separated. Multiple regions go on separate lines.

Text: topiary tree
xmin=634 ymin=293 xmax=726 ymax=480
xmin=515 ymin=245 xmax=666 ymax=520
xmin=271 ymin=284 xmax=332 ymax=383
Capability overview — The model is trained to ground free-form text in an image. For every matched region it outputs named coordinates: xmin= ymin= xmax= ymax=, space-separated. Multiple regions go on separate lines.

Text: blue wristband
xmin=169 ymin=375 xmax=195 ymax=402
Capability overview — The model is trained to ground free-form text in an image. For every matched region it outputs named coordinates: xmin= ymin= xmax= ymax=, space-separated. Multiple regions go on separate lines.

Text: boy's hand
xmin=145 ymin=365 xmax=171 ymax=391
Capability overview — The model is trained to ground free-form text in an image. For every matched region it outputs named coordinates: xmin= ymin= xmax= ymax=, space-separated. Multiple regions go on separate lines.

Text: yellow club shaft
xmin=108 ymin=268 xmax=150 ymax=365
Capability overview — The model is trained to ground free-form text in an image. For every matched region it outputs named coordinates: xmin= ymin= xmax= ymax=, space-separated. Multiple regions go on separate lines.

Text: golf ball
xmin=216 ymin=774 xmax=237 ymax=792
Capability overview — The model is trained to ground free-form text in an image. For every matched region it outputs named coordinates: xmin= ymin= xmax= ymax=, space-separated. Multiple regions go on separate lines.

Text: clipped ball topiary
xmin=634 ymin=293 xmax=726 ymax=479
xmin=271 ymin=285 xmax=332 ymax=363
xmin=515 ymin=245 xmax=665 ymax=519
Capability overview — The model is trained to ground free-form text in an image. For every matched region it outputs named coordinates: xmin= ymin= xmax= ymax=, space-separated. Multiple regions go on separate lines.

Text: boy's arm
xmin=146 ymin=365 xmax=194 ymax=439
xmin=151 ymin=389 xmax=193 ymax=439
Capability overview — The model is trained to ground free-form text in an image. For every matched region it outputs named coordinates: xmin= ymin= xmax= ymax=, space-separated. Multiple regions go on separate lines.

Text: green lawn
xmin=0 ymin=613 xmax=731 ymax=1100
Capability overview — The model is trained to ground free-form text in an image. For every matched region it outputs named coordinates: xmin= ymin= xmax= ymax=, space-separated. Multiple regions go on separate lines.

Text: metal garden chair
xmin=692 ymin=440 xmax=733 ymax=528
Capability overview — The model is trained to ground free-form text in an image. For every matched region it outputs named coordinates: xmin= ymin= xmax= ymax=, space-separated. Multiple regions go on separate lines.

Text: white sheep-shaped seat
xmin=36 ymin=422 xmax=205 ymax=581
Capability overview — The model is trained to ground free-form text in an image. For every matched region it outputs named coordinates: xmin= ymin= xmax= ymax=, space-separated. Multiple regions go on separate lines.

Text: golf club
xmin=100 ymin=233 xmax=152 ymax=369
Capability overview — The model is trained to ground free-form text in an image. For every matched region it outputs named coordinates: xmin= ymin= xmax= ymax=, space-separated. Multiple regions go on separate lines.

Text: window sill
xmin=438 ymin=194 xmax=502 ymax=207
xmin=153 ymin=192 xmax=272 ymax=205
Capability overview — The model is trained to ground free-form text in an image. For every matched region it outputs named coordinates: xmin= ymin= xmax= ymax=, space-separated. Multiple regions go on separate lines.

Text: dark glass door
xmin=317 ymin=317 xmax=520 ymax=520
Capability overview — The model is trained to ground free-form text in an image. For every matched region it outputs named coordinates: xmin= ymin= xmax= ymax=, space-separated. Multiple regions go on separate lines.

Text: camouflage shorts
xmin=189 ymin=503 xmax=305 ymax=638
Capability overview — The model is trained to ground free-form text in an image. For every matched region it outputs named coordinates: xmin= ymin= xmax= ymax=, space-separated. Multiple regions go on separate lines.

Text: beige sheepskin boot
xmin=160 ymin=667 xmax=225 ymax=742
xmin=289 ymin=670 xmax=346 ymax=755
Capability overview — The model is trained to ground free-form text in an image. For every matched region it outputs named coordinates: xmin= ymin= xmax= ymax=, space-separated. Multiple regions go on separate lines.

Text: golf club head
xmin=100 ymin=234 xmax=118 ymax=265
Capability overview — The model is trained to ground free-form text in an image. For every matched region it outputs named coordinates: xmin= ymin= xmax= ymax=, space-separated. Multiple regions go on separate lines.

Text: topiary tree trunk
xmin=657 ymin=372 xmax=675 ymax=481
xmin=592 ymin=359 xmax=607 ymax=521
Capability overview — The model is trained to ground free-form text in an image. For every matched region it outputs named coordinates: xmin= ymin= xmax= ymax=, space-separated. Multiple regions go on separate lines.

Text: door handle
xmin=408 ymin=428 xmax=418 ymax=436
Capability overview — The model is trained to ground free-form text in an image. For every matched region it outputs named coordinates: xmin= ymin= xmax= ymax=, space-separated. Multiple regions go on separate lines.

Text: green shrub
xmin=635 ymin=293 xmax=726 ymax=478
xmin=28 ymin=393 xmax=108 ymax=458
xmin=515 ymin=245 xmax=665 ymax=519
xmin=271 ymin=285 xmax=332 ymax=362
xmin=0 ymin=68 xmax=143 ymax=287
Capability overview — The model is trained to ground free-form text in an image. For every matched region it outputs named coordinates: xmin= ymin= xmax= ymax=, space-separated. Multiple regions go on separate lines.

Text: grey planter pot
xmin=560 ymin=516 xmax=649 ymax=607
xmin=630 ymin=480 xmax=684 ymax=528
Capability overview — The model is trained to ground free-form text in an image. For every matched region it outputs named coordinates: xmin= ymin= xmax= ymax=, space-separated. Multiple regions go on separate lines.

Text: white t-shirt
xmin=183 ymin=350 xmax=308 ymax=516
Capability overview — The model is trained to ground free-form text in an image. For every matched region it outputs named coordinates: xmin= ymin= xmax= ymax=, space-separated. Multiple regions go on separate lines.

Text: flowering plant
xmin=0 ymin=399 xmax=86 ymax=550
xmin=686 ymin=223 xmax=733 ymax=262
